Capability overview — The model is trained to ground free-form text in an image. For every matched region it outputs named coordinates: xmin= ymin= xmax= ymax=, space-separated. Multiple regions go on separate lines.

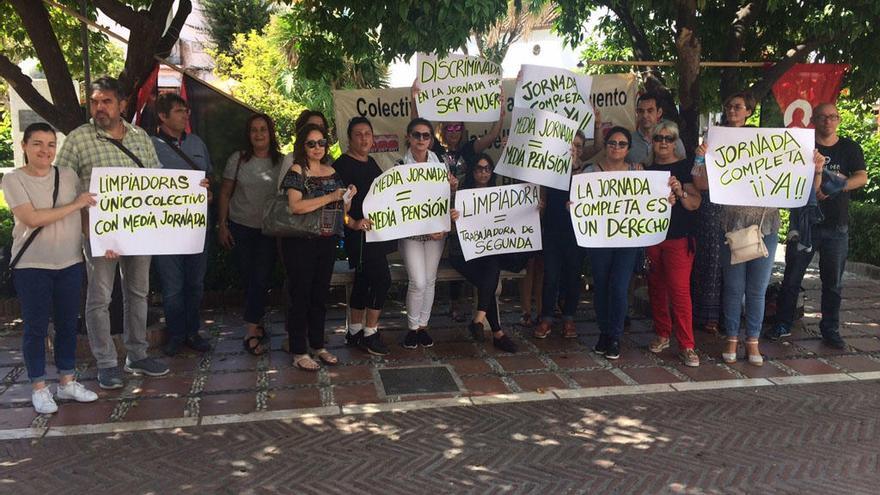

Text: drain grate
xmin=376 ymin=365 xmax=463 ymax=397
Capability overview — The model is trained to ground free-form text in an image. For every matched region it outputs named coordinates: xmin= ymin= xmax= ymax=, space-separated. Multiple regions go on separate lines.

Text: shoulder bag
xmin=261 ymin=166 xmax=323 ymax=238
xmin=725 ymin=210 xmax=768 ymax=265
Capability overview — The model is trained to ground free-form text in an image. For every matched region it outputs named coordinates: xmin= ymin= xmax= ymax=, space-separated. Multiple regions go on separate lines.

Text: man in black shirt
xmin=769 ymin=103 xmax=868 ymax=348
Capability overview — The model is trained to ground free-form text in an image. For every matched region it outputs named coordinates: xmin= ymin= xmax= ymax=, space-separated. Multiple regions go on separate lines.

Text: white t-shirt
xmin=222 ymin=151 xmax=279 ymax=229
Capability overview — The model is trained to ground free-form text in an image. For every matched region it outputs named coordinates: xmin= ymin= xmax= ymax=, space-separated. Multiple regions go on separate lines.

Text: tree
xmin=0 ymin=0 xmax=191 ymax=133
xmin=201 ymin=0 xmax=272 ymax=65
xmin=472 ymin=0 xmax=559 ymax=65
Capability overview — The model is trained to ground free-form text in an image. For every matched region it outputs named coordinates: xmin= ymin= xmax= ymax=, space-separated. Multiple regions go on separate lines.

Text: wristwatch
xmin=681 ymin=191 xmax=689 ymax=199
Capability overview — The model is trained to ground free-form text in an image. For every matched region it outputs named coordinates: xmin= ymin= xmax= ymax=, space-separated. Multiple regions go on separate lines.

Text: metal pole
xmin=79 ymin=0 xmax=91 ymax=115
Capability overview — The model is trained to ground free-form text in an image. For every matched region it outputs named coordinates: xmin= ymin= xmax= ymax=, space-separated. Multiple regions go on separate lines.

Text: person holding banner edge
xmin=645 ymin=122 xmax=702 ymax=367
xmin=217 ymin=114 xmax=284 ymax=357
xmin=3 ymin=123 xmax=99 ymax=414
xmin=334 ymin=117 xmax=396 ymax=356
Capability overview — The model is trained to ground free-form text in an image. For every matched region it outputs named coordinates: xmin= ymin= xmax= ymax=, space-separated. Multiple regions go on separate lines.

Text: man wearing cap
xmin=768 ymin=102 xmax=868 ymax=348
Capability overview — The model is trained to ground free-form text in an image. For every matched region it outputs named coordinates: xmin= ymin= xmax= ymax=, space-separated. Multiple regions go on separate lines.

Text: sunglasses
xmin=474 ymin=165 xmax=493 ymax=174
xmin=605 ymin=140 xmax=630 ymax=149
xmin=410 ymin=131 xmax=432 ymax=141
xmin=652 ymin=135 xmax=676 ymax=143
xmin=305 ymin=139 xmax=328 ymax=148
xmin=445 ymin=124 xmax=464 ymax=132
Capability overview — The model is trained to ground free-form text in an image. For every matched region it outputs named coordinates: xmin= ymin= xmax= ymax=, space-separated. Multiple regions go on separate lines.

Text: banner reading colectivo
xmin=454 ymin=183 xmax=542 ymax=261
xmin=363 ymin=162 xmax=452 ymax=242
xmin=89 ymin=168 xmax=208 ymax=256
xmin=415 ymin=53 xmax=502 ymax=122
xmin=332 ymin=73 xmax=637 ymax=171
xmin=515 ymin=65 xmax=595 ymax=138
xmin=495 ymin=107 xmax=578 ymax=191
xmin=569 ymin=171 xmax=671 ymax=248
xmin=705 ymin=127 xmax=815 ymax=208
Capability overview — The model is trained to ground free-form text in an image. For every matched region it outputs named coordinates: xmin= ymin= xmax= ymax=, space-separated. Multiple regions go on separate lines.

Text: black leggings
xmin=450 ymin=255 xmax=501 ymax=331
xmin=349 ymin=255 xmax=391 ymax=311
xmin=281 ymin=236 xmax=337 ymax=355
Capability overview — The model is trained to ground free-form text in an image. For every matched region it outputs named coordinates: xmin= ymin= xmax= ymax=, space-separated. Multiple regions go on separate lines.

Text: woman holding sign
xmin=280 ymin=124 xmax=354 ymax=371
xmin=2 ymin=123 xmax=99 ymax=414
xmin=448 ymin=154 xmax=519 ymax=353
xmin=645 ymin=122 xmax=702 ymax=367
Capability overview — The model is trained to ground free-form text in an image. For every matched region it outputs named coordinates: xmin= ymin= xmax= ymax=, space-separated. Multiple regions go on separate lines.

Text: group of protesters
xmin=3 ymin=74 xmax=867 ymax=415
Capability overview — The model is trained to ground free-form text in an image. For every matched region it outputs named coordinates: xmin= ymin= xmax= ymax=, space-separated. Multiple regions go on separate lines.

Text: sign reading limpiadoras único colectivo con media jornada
xmin=569 ymin=170 xmax=672 ymax=248
xmin=415 ymin=53 xmax=502 ymax=122
xmin=704 ymin=126 xmax=815 ymax=208
xmin=362 ymin=162 xmax=452 ymax=242
xmin=495 ymin=107 xmax=578 ymax=191
xmin=89 ymin=167 xmax=208 ymax=256
xmin=454 ymin=183 xmax=542 ymax=261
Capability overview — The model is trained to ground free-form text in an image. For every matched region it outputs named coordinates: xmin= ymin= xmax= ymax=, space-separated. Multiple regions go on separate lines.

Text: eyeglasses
xmin=725 ymin=104 xmax=747 ymax=112
xmin=474 ymin=165 xmax=493 ymax=174
xmin=814 ymin=114 xmax=841 ymax=122
xmin=605 ymin=140 xmax=629 ymax=149
xmin=410 ymin=131 xmax=432 ymax=141
xmin=305 ymin=139 xmax=328 ymax=148
xmin=444 ymin=124 xmax=464 ymax=132
xmin=652 ymin=135 xmax=676 ymax=143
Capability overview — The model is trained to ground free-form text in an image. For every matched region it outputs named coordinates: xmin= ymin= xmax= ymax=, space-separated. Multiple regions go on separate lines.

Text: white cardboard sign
xmin=415 ymin=53 xmax=502 ymax=122
xmin=454 ymin=183 xmax=542 ymax=261
xmin=515 ymin=64 xmax=595 ymax=138
xmin=363 ymin=162 xmax=451 ymax=242
xmin=495 ymin=107 xmax=578 ymax=191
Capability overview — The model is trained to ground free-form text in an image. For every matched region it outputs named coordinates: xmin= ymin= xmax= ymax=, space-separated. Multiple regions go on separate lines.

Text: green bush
xmin=848 ymin=201 xmax=880 ymax=266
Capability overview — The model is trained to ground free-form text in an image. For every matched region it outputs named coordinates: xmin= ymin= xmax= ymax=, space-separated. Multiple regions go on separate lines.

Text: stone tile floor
xmin=1 ymin=263 xmax=878 ymax=433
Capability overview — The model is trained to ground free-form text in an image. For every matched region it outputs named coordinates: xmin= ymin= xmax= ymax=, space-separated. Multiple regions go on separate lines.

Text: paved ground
xmin=2 ymin=380 xmax=879 ymax=494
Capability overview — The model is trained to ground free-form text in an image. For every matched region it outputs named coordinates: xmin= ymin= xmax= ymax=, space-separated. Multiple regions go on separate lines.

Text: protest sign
xmin=415 ymin=53 xmax=502 ymax=122
xmin=332 ymin=73 xmax=636 ymax=170
xmin=363 ymin=162 xmax=452 ymax=242
xmin=704 ymin=127 xmax=815 ymax=207
xmin=454 ymin=183 xmax=542 ymax=261
xmin=569 ymin=171 xmax=671 ymax=248
xmin=515 ymin=65 xmax=595 ymax=138
xmin=89 ymin=167 xmax=207 ymax=256
xmin=495 ymin=107 xmax=578 ymax=191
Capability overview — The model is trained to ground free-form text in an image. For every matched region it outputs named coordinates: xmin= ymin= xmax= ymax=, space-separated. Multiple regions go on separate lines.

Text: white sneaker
xmin=32 ymin=387 xmax=58 ymax=414
xmin=56 ymin=381 xmax=99 ymax=403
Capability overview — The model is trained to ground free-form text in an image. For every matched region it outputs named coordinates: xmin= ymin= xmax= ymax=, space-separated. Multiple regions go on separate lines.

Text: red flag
xmin=772 ymin=64 xmax=848 ymax=128
xmin=133 ymin=64 xmax=160 ymax=132
xmin=178 ymin=75 xmax=192 ymax=134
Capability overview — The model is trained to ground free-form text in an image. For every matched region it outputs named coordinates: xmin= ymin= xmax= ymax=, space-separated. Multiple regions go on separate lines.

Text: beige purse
xmin=725 ymin=210 xmax=768 ymax=265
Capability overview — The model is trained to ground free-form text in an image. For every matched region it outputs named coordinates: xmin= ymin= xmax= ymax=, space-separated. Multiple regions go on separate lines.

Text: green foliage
xmin=201 ymin=0 xmax=272 ymax=65
xmin=848 ymin=202 xmax=880 ymax=266
xmin=0 ymin=110 xmax=12 ymax=168
xmin=837 ymin=97 xmax=880 ymax=204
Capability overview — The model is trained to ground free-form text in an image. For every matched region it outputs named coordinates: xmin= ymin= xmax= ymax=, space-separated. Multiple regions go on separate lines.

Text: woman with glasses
xmin=448 ymin=154 xmax=519 ymax=353
xmin=218 ymin=113 xmax=284 ymax=356
xmin=645 ymin=122 xmax=702 ymax=367
xmin=279 ymin=124 xmax=354 ymax=371
xmin=398 ymin=118 xmax=457 ymax=349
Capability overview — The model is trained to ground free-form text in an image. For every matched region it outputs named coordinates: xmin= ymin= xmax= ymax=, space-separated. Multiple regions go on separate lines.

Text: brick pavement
xmin=0 ymin=262 xmax=878 ymax=435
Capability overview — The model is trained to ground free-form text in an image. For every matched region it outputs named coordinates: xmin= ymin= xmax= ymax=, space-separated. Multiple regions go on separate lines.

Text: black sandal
xmin=243 ymin=326 xmax=270 ymax=356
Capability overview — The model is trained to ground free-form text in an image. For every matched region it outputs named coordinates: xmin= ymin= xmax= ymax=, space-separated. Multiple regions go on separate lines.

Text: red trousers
xmin=647 ymin=237 xmax=695 ymax=350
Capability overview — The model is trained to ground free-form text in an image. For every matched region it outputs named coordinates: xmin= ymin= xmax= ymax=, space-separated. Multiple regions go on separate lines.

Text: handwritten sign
xmin=569 ymin=171 xmax=671 ymax=248
xmin=515 ymin=65 xmax=595 ymax=138
xmin=89 ymin=167 xmax=207 ymax=256
xmin=705 ymin=127 xmax=815 ymax=207
xmin=454 ymin=183 xmax=542 ymax=261
xmin=363 ymin=162 xmax=451 ymax=242
xmin=495 ymin=107 xmax=578 ymax=191
xmin=415 ymin=53 xmax=502 ymax=122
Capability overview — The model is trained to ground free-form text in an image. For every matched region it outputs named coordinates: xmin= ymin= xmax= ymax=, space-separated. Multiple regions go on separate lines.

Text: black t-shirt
xmin=648 ymin=159 xmax=696 ymax=239
xmin=544 ymin=182 xmax=575 ymax=239
xmin=818 ymin=136 xmax=866 ymax=227
xmin=333 ymin=153 xmax=395 ymax=263
xmin=433 ymin=139 xmax=477 ymax=176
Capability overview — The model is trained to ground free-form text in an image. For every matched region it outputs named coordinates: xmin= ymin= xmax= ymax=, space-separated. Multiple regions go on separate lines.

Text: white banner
xmin=705 ymin=127 xmax=815 ymax=207
xmin=454 ymin=183 xmax=542 ymax=261
xmin=415 ymin=53 xmax=502 ymax=122
xmin=495 ymin=107 xmax=578 ymax=191
xmin=515 ymin=65 xmax=595 ymax=138
xmin=363 ymin=162 xmax=452 ymax=242
xmin=89 ymin=168 xmax=207 ymax=256
xmin=569 ymin=171 xmax=671 ymax=248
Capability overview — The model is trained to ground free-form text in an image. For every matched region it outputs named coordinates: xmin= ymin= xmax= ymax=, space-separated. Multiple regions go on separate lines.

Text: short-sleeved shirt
xmin=433 ymin=139 xmax=477 ymax=177
xmin=54 ymin=120 xmax=161 ymax=192
xmin=334 ymin=153 xmax=395 ymax=264
xmin=280 ymin=167 xmax=345 ymax=237
xmin=647 ymin=159 xmax=696 ymax=239
xmin=626 ymin=125 xmax=686 ymax=165
xmin=818 ymin=136 xmax=866 ymax=227
xmin=222 ymin=151 xmax=279 ymax=228
xmin=2 ymin=167 xmax=83 ymax=270
xmin=151 ymin=130 xmax=213 ymax=173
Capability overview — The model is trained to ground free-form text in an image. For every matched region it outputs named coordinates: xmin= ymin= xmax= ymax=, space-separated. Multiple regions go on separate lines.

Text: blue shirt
xmin=151 ymin=130 xmax=213 ymax=173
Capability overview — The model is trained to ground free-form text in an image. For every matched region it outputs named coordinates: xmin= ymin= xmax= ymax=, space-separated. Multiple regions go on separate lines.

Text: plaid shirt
xmin=55 ymin=119 xmax=161 ymax=190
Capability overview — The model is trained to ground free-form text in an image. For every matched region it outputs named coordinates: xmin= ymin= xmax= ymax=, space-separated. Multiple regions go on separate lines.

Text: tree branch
xmin=674 ymin=0 xmax=701 ymax=151
xmin=92 ymin=0 xmax=140 ymax=28
xmin=0 ymin=53 xmax=81 ymax=133
xmin=748 ymin=39 xmax=825 ymax=102
xmin=720 ymin=1 xmax=765 ymax=99
xmin=599 ymin=0 xmax=664 ymax=84
xmin=158 ymin=0 xmax=192 ymax=57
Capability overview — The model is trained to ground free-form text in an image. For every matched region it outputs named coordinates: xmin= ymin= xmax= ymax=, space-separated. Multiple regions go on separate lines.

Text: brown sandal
xmin=314 ymin=349 xmax=338 ymax=366
xmin=293 ymin=354 xmax=320 ymax=371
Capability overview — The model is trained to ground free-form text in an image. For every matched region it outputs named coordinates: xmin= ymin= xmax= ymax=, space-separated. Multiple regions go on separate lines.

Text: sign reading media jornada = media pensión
xmin=415 ymin=53 xmax=502 ymax=122
xmin=89 ymin=168 xmax=208 ymax=256
xmin=495 ymin=107 xmax=578 ymax=191
xmin=455 ymin=183 xmax=542 ymax=261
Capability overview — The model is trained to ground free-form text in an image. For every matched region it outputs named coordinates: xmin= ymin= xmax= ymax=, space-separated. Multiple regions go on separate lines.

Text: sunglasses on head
xmin=305 ymin=139 xmax=327 ymax=148
xmin=410 ymin=131 xmax=432 ymax=141
xmin=652 ymin=135 xmax=676 ymax=143
xmin=605 ymin=140 xmax=629 ymax=149
xmin=445 ymin=124 xmax=464 ymax=132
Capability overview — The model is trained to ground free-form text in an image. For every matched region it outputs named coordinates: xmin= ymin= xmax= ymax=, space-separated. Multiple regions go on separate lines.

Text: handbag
xmin=725 ymin=210 xmax=768 ymax=265
xmin=261 ymin=168 xmax=323 ymax=238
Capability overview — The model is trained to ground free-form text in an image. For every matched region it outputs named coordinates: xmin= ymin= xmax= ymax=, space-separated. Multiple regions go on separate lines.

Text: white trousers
xmin=399 ymin=238 xmax=445 ymax=330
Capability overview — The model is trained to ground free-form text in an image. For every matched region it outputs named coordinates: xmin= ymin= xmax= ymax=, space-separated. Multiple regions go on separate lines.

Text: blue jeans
xmin=721 ymin=233 xmax=779 ymax=338
xmin=229 ymin=222 xmax=277 ymax=325
xmin=540 ymin=231 xmax=586 ymax=322
xmin=154 ymin=252 xmax=207 ymax=340
xmin=776 ymin=225 xmax=848 ymax=335
xmin=14 ymin=263 xmax=84 ymax=383
xmin=589 ymin=248 xmax=639 ymax=342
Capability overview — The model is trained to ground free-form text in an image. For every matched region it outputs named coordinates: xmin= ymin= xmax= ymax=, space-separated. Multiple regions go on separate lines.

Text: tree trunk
xmin=719 ymin=1 xmax=764 ymax=100
xmin=674 ymin=0 xmax=701 ymax=153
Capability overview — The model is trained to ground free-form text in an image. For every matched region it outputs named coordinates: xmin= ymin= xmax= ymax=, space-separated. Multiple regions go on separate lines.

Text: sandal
xmin=722 ymin=337 xmax=738 ymax=364
xmin=293 ymin=354 xmax=320 ymax=371
xmin=243 ymin=326 xmax=270 ymax=356
xmin=314 ymin=349 xmax=338 ymax=366
xmin=519 ymin=313 xmax=534 ymax=327
xmin=745 ymin=338 xmax=764 ymax=367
